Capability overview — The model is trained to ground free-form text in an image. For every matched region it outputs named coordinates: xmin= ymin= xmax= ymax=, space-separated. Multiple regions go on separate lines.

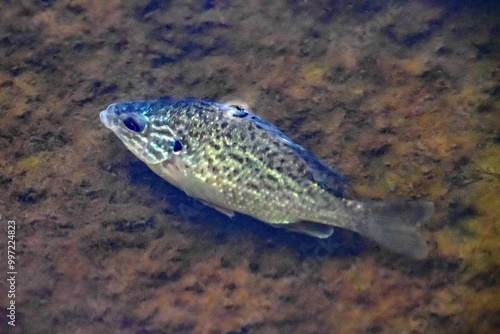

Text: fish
xmin=100 ymin=99 xmax=434 ymax=259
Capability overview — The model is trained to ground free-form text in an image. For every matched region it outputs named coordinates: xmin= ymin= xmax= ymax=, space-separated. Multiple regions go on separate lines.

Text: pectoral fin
xmin=150 ymin=159 xmax=235 ymax=218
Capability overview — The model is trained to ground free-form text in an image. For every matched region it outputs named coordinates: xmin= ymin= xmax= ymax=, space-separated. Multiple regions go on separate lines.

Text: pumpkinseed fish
xmin=100 ymin=99 xmax=433 ymax=259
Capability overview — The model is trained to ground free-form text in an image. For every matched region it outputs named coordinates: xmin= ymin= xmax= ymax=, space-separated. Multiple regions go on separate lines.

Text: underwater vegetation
xmin=0 ymin=0 xmax=498 ymax=333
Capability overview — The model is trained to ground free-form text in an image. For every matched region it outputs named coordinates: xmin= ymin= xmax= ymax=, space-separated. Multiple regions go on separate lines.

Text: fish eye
xmin=172 ymin=139 xmax=183 ymax=152
xmin=122 ymin=117 xmax=144 ymax=133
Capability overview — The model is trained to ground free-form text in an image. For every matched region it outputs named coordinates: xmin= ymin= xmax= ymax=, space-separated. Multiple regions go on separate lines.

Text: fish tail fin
xmin=340 ymin=199 xmax=434 ymax=259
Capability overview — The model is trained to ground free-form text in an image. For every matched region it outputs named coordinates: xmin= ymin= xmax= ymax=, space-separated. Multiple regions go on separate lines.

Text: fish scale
xmin=189 ymin=121 xmax=322 ymax=222
xmin=100 ymin=98 xmax=434 ymax=258
xmin=159 ymin=102 xmax=325 ymax=218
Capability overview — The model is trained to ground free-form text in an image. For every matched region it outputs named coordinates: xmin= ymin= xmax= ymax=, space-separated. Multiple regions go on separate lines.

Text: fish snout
xmin=100 ymin=103 xmax=117 ymax=129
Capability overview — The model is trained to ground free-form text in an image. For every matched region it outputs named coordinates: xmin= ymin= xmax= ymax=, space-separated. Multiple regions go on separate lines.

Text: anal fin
xmin=273 ymin=221 xmax=334 ymax=238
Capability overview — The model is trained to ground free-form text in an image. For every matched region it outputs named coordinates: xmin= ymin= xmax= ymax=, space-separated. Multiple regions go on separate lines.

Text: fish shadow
xmin=126 ymin=160 xmax=365 ymax=259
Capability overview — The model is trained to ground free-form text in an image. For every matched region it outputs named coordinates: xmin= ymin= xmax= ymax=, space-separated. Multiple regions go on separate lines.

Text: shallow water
xmin=0 ymin=0 xmax=499 ymax=333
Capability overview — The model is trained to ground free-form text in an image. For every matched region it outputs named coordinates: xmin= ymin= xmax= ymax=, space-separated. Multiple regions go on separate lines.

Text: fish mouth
xmin=100 ymin=103 xmax=116 ymax=129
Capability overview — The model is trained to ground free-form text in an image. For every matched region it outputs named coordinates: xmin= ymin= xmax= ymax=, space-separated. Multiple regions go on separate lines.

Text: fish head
xmin=100 ymin=101 xmax=182 ymax=165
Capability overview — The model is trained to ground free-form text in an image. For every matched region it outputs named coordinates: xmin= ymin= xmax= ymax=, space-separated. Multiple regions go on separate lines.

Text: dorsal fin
xmin=293 ymin=147 xmax=347 ymax=197
xmin=220 ymin=103 xmax=348 ymax=197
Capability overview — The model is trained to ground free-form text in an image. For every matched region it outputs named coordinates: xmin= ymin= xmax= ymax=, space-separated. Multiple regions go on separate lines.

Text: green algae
xmin=476 ymin=147 xmax=500 ymax=178
xmin=17 ymin=155 xmax=43 ymax=172
xmin=433 ymin=145 xmax=500 ymax=333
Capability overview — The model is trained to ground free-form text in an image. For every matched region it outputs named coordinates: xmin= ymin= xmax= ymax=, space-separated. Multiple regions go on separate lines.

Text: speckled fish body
xmin=100 ymin=99 xmax=433 ymax=259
